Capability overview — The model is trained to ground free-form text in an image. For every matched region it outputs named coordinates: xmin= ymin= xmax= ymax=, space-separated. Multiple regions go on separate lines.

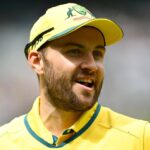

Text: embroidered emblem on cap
xmin=66 ymin=4 xmax=95 ymax=20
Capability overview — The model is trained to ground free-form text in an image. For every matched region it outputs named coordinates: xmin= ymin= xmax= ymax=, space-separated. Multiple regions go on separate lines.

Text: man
xmin=0 ymin=3 xmax=149 ymax=150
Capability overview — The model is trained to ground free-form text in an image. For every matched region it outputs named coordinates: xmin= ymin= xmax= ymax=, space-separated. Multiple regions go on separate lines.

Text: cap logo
xmin=66 ymin=5 xmax=95 ymax=20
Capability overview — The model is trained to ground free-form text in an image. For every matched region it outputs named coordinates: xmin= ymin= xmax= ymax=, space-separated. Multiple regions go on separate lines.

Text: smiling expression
xmin=40 ymin=26 xmax=105 ymax=111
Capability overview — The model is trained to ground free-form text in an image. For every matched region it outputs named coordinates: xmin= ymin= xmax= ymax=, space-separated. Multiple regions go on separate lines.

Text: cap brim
xmin=48 ymin=18 xmax=124 ymax=46
xmin=25 ymin=18 xmax=124 ymax=58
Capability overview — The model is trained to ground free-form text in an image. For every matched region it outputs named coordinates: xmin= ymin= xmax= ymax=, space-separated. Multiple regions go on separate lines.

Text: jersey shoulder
xmin=144 ymin=122 xmax=150 ymax=150
xmin=0 ymin=115 xmax=25 ymax=139
xmin=98 ymin=106 xmax=149 ymax=138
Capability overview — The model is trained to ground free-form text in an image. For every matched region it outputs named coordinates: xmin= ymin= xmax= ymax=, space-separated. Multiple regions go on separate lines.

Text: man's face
xmin=40 ymin=26 xmax=105 ymax=112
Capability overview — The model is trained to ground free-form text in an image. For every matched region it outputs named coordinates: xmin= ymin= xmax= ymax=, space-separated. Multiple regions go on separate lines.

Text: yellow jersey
xmin=0 ymin=97 xmax=150 ymax=150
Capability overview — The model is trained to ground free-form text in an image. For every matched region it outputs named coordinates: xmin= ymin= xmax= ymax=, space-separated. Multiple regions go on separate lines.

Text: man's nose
xmin=80 ymin=53 xmax=98 ymax=73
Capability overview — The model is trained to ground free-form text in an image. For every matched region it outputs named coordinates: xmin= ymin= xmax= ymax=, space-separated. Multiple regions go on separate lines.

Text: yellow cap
xmin=24 ymin=3 xmax=124 ymax=57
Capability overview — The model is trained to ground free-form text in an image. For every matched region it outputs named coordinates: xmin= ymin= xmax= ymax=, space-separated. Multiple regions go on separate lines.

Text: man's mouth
xmin=75 ymin=79 xmax=95 ymax=88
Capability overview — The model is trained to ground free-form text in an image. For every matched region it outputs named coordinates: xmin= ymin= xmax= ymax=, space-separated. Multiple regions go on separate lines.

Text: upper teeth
xmin=78 ymin=79 xmax=93 ymax=83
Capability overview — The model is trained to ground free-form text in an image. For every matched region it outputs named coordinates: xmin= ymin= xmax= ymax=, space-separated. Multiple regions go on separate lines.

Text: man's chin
xmin=72 ymin=97 xmax=97 ymax=111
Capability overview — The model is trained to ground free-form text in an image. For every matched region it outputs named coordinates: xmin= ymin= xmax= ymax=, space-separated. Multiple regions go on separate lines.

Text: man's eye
xmin=66 ymin=49 xmax=82 ymax=57
xmin=93 ymin=50 xmax=104 ymax=60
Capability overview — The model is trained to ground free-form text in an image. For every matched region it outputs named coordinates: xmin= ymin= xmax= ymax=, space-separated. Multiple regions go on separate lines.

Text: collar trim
xmin=24 ymin=104 xmax=101 ymax=148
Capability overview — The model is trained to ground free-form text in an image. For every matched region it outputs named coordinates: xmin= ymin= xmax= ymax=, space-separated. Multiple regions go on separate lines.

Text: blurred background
xmin=0 ymin=0 xmax=150 ymax=125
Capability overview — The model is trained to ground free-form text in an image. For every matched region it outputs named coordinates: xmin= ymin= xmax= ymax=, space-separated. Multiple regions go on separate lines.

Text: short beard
xmin=41 ymin=54 xmax=103 ymax=112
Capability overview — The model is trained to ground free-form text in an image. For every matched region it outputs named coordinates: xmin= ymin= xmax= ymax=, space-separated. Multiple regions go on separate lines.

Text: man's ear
xmin=27 ymin=51 xmax=44 ymax=75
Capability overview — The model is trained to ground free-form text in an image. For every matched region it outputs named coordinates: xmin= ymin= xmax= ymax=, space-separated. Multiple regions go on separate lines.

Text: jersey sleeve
xmin=144 ymin=122 xmax=150 ymax=150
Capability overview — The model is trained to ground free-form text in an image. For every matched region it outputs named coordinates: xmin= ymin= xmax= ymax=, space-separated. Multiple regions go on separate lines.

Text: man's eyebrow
xmin=64 ymin=43 xmax=105 ymax=50
xmin=64 ymin=42 xmax=84 ymax=48
xmin=95 ymin=45 xmax=105 ymax=51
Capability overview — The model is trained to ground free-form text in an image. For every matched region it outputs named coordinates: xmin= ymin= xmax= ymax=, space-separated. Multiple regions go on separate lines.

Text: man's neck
xmin=39 ymin=95 xmax=83 ymax=137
